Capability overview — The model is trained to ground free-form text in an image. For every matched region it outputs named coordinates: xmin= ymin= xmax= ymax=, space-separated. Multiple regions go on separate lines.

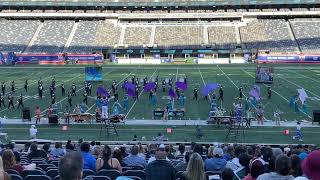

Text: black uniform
xmin=0 ymin=94 xmax=5 ymax=108
xmin=268 ymin=88 xmax=272 ymax=99
xmin=1 ymin=83 xmax=5 ymax=95
xmin=162 ymin=80 xmax=166 ymax=92
xmin=114 ymin=91 xmax=118 ymax=101
xmin=135 ymin=87 xmax=139 ymax=101
xmin=218 ymin=87 xmax=224 ymax=102
xmin=24 ymin=80 xmax=28 ymax=92
xmin=52 ymin=78 xmax=56 ymax=89
xmin=61 ymin=83 xmax=65 ymax=96
xmin=176 ymin=88 xmax=180 ymax=99
xmin=11 ymin=81 xmax=15 ymax=93
xmin=83 ymin=92 xmax=88 ymax=105
xmin=8 ymin=94 xmax=14 ymax=109
xmin=239 ymin=87 xmax=243 ymax=99
xmin=71 ymin=84 xmax=76 ymax=96
xmin=88 ymin=83 xmax=92 ymax=95
xmin=68 ymin=92 xmax=72 ymax=107
xmin=51 ymin=94 xmax=56 ymax=105
xmin=17 ymin=95 xmax=23 ymax=109
xmin=50 ymin=86 xmax=55 ymax=98
xmin=193 ymin=88 xmax=198 ymax=100
xmin=38 ymin=85 xmax=43 ymax=99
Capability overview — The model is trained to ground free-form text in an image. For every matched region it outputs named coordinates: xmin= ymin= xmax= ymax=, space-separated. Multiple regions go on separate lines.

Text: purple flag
xmin=144 ymin=82 xmax=156 ymax=92
xmin=127 ymin=88 xmax=136 ymax=97
xmin=168 ymin=88 xmax=176 ymax=98
xmin=176 ymin=82 xmax=188 ymax=91
xmin=249 ymin=85 xmax=260 ymax=100
xmin=201 ymin=83 xmax=220 ymax=96
xmin=123 ymin=82 xmax=135 ymax=91
xmin=97 ymin=86 xmax=109 ymax=97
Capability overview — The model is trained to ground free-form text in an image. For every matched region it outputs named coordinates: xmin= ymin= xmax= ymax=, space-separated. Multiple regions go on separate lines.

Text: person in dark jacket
xmin=145 ymin=150 xmax=175 ymax=180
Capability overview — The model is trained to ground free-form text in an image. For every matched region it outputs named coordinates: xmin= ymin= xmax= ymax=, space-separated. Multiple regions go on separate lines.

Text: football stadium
xmin=0 ymin=0 xmax=319 ymax=180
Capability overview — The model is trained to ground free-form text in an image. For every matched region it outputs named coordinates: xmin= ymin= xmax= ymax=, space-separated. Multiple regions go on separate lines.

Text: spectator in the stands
xmin=300 ymin=150 xmax=320 ymax=180
xmin=120 ymin=146 xmax=129 ymax=158
xmin=175 ymin=151 xmax=191 ymax=172
xmin=90 ymin=141 xmax=96 ymax=152
xmin=75 ymin=138 xmax=83 ymax=151
xmin=0 ymin=156 xmax=10 ymax=180
xmin=2 ymin=149 xmax=24 ymax=174
xmin=59 ymin=152 xmax=83 ymax=180
xmin=257 ymin=155 xmax=294 ymax=180
xmin=92 ymin=146 xmax=102 ymax=159
xmin=138 ymin=144 xmax=146 ymax=159
xmin=226 ymin=145 xmax=245 ymax=171
xmin=223 ymin=145 xmax=234 ymax=161
xmin=148 ymin=144 xmax=170 ymax=164
xmin=50 ymin=142 xmax=66 ymax=158
xmin=124 ymin=145 xmax=146 ymax=168
xmin=4 ymin=143 xmax=20 ymax=163
xmin=181 ymin=153 xmax=206 ymax=180
xmin=258 ymin=146 xmax=275 ymax=173
xmin=145 ymin=149 xmax=175 ymax=180
xmin=193 ymin=143 xmax=204 ymax=156
xmin=113 ymin=147 xmax=124 ymax=166
xmin=165 ymin=145 xmax=175 ymax=160
xmin=243 ymin=159 xmax=264 ymax=180
xmin=222 ymin=168 xmax=235 ymax=180
xmin=146 ymin=144 xmax=157 ymax=158
xmin=176 ymin=143 xmax=186 ymax=157
xmin=290 ymin=154 xmax=302 ymax=177
xmin=66 ymin=140 xmax=75 ymax=151
xmin=205 ymin=147 xmax=227 ymax=171
xmin=28 ymin=143 xmax=46 ymax=159
xmin=42 ymin=143 xmax=51 ymax=156
xmin=207 ymin=146 xmax=214 ymax=159
xmin=80 ymin=142 xmax=96 ymax=171
xmin=96 ymin=145 xmax=122 ymax=172
xmin=234 ymin=153 xmax=252 ymax=179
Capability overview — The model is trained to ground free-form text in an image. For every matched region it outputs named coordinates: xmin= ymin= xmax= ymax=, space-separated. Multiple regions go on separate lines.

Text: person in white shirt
xmin=29 ymin=125 xmax=37 ymax=139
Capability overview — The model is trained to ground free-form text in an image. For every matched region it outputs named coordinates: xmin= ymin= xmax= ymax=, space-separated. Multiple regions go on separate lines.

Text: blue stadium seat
xmin=9 ymin=174 xmax=23 ymax=180
xmin=97 ymin=169 xmax=121 ymax=180
xmin=5 ymin=169 xmax=19 ymax=175
xmin=21 ymin=170 xmax=45 ymax=178
xmin=47 ymin=169 xmax=59 ymax=179
xmin=24 ymin=175 xmax=51 ymax=180
xmin=38 ymin=164 xmax=56 ymax=171
xmin=84 ymin=176 xmax=112 ymax=180
xmin=123 ymin=170 xmax=146 ymax=180
xmin=83 ymin=169 xmax=96 ymax=178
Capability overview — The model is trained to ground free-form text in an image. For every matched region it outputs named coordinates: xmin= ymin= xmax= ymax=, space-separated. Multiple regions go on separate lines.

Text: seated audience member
xmin=66 ymin=140 xmax=75 ymax=151
xmin=90 ymin=141 xmax=96 ymax=152
xmin=193 ymin=143 xmax=204 ymax=156
xmin=205 ymin=147 xmax=227 ymax=172
xmin=175 ymin=151 xmax=191 ymax=172
xmin=146 ymin=144 xmax=157 ymax=158
xmin=124 ymin=145 xmax=146 ymax=168
xmin=179 ymin=153 xmax=206 ymax=180
xmin=300 ymin=150 xmax=320 ymax=180
xmin=80 ymin=142 xmax=96 ymax=171
xmin=165 ymin=145 xmax=175 ymax=160
xmin=4 ymin=143 xmax=20 ymax=163
xmin=207 ymin=146 xmax=214 ymax=159
xmin=138 ymin=144 xmax=146 ymax=159
xmin=148 ymin=144 xmax=170 ymax=164
xmin=223 ymin=145 xmax=235 ymax=161
xmin=234 ymin=153 xmax=252 ymax=179
xmin=28 ymin=143 xmax=46 ymax=159
xmin=59 ymin=152 xmax=83 ymax=180
xmin=257 ymin=155 xmax=294 ymax=180
xmin=120 ymin=146 xmax=129 ymax=158
xmin=42 ymin=143 xmax=51 ymax=156
xmin=50 ymin=142 xmax=66 ymax=158
xmin=96 ymin=145 xmax=122 ymax=172
xmin=113 ymin=147 xmax=124 ymax=166
xmin=0 ymin=157 xmax=10 ymax=180
xmin=75 ymin=138 xmax=83 ymax=151
xmin=145 ymin=150 xmax=175 ymax=180
xmin=2 ymin=149 xmax=24 ymax=174
xmin=243 ymin=159 xmax=264 ymax=180
xmin=226 ymin=145 xmax=245 ymax=171
xmin=92 ymin=146 xmax=102 ymax=159
xmin=222 ymin=168 xmax=235 ymax=180
xmin=176 ymin=143 xmax=186 ymax=157
xmin=290 ymin=154 xmax=303 ymax=178
xmin=29 ymin=125 xmax=37 ymax=139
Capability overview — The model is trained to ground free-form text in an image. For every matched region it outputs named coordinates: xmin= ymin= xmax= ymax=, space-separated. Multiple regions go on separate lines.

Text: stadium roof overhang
xmin=0 ymin=0 xmax=320 ymax=8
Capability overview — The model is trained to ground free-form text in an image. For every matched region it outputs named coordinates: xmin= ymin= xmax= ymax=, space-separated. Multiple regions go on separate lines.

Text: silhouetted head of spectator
xmin=30 ymin=143 xmax=38 ymax=153
xmin=80 ymin=142 xmax=90 ymax=153
xmin=59 ymin=152 xmax=83 ymax=180
xmin=130 ymin=145 xmax=139 ymax=156
xmin=275 ymin=155 xmax=291 ymax=176
xmin=222 ymin=168 xmax=234 ymax=180
xmin=290 ymin=154 xmax=302 ymax=177
xmin=249 ymin=159 xmax=264 ymax=178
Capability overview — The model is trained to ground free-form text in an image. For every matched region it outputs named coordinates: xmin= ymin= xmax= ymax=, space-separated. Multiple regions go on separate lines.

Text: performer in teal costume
xmin=167 ymin=99 xmax=173 ymax=111
xmin=122 ymin=94 xmax=129 ymax=112
xmin=112 ymin=100 xmax=122 ymax=115
xmin=289 ymin=95 xmax=296 ymax=109
xmin=178 ymin=93 xmax=186 ymax=106
xmin=302 ymin=100 xmax=308 ymax=113
xmin=151 ymin=92 xmax=157 ymax=106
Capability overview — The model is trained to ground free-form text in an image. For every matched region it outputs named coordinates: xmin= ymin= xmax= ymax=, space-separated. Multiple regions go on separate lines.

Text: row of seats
xmin=1 ymin=19 xmax=320 ymax=53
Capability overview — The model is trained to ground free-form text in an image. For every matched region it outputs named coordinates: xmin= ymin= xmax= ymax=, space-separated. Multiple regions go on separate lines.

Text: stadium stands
xmin=207 ymin=26 xmax=237 ymax=49
xmin=28 ymin=21 xmax=74 ymax=53
xmin=95 ymin=21 xmax=121 ymax=48
xmin=123 ymin=26 xmax=152 ymax=47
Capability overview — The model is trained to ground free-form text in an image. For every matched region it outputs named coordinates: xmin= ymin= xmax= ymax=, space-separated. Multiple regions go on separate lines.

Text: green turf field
xmin=0 ymin=64 xmax=319 ymax=121
xmin=2 ymin=124 xmax=320 ymax=145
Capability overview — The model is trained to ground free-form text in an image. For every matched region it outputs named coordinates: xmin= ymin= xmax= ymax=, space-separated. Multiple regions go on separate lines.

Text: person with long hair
xmin=2 ymin=149 xmax=24 ymax=174
xmin=0 ymin=156 xmax=10 ymax=180
xmin=243 ymin=159 xmax=264 ymax=180
xmin=181 ymin=153 xmax=206 ymax=180
xmin=96 ymin=145 xmax=122 ymax=173
xmin=290 ymin=154 xmax=302 ymax=177
xmin=113 ymin=148 xmax=124 ymax=166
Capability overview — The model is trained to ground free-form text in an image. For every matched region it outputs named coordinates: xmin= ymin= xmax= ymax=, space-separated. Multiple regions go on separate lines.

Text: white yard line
xmin=125 ymin=68 xmax=158 ymax=119
xmin=287 ymin=69 xmax=320 ymax=84
xmin=241 ymin=68 xmax=312 ymax=119
xmin=85 ymin=69 xmax=137 ymax=113
xmin=198 ymin=66 xmax=211 ymax=101
xmin=173 ymin=67 xmax=178 ymax=107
